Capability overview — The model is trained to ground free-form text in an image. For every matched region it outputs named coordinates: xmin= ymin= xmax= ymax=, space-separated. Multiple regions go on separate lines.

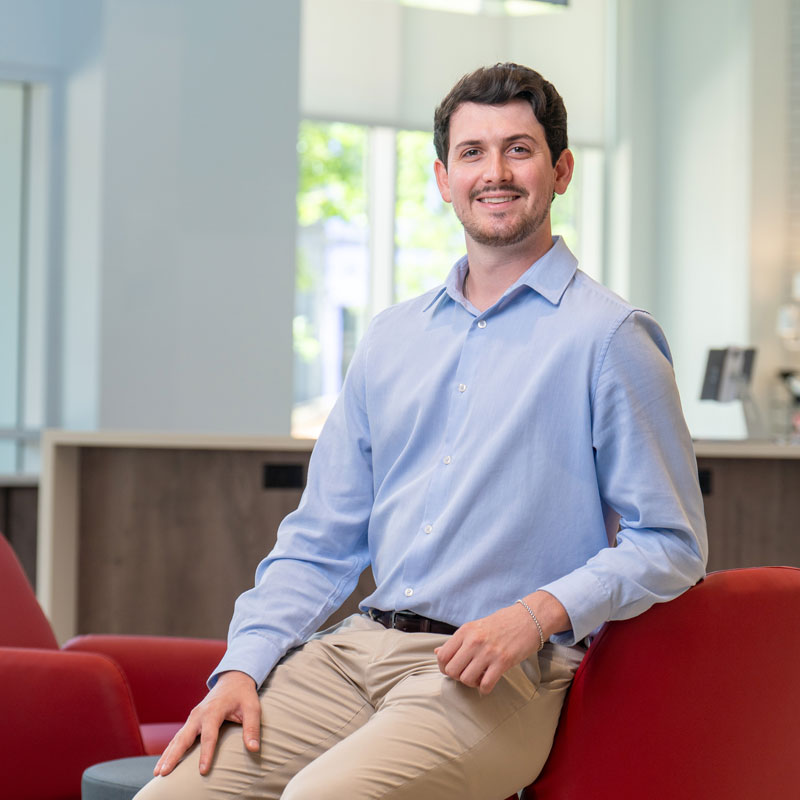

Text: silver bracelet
xmin=516 ymin=598 xmax=545 ymax=652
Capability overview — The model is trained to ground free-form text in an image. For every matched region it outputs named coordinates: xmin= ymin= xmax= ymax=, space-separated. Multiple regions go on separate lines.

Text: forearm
xmin=539 ymin=523 xmax=706 ymax=645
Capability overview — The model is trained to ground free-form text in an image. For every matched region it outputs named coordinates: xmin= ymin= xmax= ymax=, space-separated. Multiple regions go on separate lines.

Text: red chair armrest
xmin=0 ymin=647 xmax=144 ymax=800
xmin=63 ymin=634 xmax=226 ymax=723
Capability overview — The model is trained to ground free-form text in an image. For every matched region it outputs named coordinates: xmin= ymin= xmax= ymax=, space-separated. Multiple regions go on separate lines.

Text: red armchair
xmin=0 ymin=533 xmax=226 ymax=800
xmin=523 ymin=566 xmax=800 ymax=799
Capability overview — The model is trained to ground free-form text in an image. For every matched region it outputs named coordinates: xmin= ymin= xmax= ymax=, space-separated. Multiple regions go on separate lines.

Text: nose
xmin=482 ymin=150 xmax=512 ymax=184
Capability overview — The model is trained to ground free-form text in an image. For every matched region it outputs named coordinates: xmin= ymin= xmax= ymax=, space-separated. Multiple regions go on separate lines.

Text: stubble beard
xmin=456 ymin=186 xmax=552 ymax=248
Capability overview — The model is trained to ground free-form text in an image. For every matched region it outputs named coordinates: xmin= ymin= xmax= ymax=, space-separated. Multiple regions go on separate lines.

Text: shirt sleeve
xmin=209 ymin=323 xmax=375 ymax=688
xmin=539 ymin=310 xmax=708 ymax=644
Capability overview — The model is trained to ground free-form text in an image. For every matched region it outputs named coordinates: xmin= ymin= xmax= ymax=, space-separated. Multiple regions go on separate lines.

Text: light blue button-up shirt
xmin=213 ymin=237 xmax=707 ymax=688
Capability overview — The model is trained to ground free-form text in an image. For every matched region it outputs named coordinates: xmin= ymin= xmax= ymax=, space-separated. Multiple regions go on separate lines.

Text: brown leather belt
xmin=367 ymin=608 xmax=458 ymax=635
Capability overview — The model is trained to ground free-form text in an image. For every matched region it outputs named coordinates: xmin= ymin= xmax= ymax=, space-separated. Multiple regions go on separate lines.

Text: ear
xmin=553 ymin=149 xmax=574 ymax=196
xmin=434 ymin=159 xmax=452 ymax=203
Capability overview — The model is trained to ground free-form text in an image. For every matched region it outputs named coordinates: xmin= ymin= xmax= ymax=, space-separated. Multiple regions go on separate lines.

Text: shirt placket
xmin=396 ymin=311 xmax=490 ymax=607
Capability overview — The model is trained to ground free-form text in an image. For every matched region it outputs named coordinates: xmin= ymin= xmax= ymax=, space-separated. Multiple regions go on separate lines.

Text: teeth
xmin=479 ymin=196 xmax=515 ymax=204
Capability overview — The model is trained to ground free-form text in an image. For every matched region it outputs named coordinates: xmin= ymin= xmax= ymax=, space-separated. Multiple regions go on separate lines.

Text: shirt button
xmin=424 ymin=524 xmax=433 ymax=534
xmin=405 ymin=587 xmax=414 ymax=597
xmin=443 ymin=455 xmax=451 ymax=465
xmin=477 ymin=320 xmax=487 ymax=328
xmin=458 ymin=383 xmax=467 ymax=393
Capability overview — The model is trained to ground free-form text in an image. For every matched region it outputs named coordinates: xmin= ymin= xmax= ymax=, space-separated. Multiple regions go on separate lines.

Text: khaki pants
xmin=135 ymin=614 xmax=584 ymax=800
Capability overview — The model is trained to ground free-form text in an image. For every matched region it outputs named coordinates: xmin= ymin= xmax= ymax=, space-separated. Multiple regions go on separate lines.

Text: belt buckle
xmin=390 ymin=610 xmax=418 ymax=632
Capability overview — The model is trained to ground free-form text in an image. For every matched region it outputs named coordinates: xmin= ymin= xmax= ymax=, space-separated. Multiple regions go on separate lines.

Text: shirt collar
xmin=422 ymin=236 xmax=578 ymax=314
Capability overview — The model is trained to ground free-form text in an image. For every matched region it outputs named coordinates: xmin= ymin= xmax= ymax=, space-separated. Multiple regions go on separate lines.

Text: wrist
xmin=217 ymin=670 xmax=257 ymax=690
xmin=515 ymin=598 xmax=545 ymax=651
xmin=518 ymin=590 xmax=571 ymax=642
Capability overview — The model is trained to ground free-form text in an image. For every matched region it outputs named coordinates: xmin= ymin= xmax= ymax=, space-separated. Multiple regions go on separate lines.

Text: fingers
xmin=434 ymin=635 xmax=460 ymax=672
xmin=440 ymin=642 xmax=480 ymax=682
xmin=436 ymin=628 xmax=489 ymax=687
xmin=241 ymin=691 xmax=262 ymax=752
xmin=478 ymin=663 xmax=505 ymax=695
xmin=152 ymin=671 xmax=261 ymax=778
xmin=436 ymin=616 xmax=523 ymax=694
xmin=198 ymin=722 xmax=221 ymax=775
xmin=154 ymin=719 xmax=201 ymax=776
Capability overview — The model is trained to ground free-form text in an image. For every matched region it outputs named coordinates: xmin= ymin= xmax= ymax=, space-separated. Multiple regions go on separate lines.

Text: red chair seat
xmin=0 ymin=533 xmax=225 ymax=800
xmin=140 ymin=722 xmax=184 ymax=755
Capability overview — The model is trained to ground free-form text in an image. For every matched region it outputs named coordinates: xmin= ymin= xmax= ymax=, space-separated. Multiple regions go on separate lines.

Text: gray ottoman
xmin=82 ymin=756 xmax=159 ymax=800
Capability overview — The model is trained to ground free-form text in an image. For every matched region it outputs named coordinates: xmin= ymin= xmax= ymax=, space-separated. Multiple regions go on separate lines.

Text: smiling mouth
xmin=471 ymin=185 xmax=528 ymax=205
xmin=476 ymin=195 xmax=519 ymax=204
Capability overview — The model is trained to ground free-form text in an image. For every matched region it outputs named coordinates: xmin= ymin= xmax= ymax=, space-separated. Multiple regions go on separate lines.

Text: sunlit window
xmin=0 ymin=82 xmax=27 ymax=472
xmin=293 ymin=122 xmax=370 ymax=437
xmin=0 ymin=80 xmax=47 ymax=474
xmin=292 ymin=120 xmax=604 ymax=438
xmin=394 ymin=130 xmax=464 ymax=303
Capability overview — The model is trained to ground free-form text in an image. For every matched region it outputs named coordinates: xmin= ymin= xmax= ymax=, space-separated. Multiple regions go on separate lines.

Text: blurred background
xmin=2 ymin=0 xmax=800 ymax=473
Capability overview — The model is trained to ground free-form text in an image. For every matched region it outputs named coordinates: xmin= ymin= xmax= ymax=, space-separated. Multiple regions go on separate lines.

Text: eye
xmin=461 ymin=148 xmax=481 ymax=159
xmin=508 ymin=145 xmax=530 ymax=156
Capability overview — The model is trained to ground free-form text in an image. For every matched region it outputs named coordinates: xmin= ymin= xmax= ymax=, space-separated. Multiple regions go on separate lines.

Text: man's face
xmin=434 ymin=100 xmax=573 ymax=251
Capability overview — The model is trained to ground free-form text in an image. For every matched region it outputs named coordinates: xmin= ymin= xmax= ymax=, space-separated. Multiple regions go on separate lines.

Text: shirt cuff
xmin=208 ymin=635 xmax=286 ymax=690
xmin=538 ymin=568 xmax=613 ymax=645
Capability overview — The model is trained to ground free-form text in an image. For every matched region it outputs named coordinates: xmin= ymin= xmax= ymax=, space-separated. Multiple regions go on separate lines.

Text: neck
xmin=463 ymin=233 xmax=555 ymax=312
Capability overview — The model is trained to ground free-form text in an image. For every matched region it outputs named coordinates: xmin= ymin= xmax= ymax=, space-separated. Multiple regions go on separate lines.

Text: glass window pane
xmin=551 ymin=147 xmax=605 ymax=281
xmin=292 ymin=123 xmax=605 ymax=440
xmin=0 ymin=441 xmax=14 ymax=473
xmin=22 ymin=440 xmax=40 ymax=474
xmin=0 ymin=82 xmax=25 ymax=429
xmin=293 ymin=121 xmax=369 ymax=437
xmin=551 ymin=147 xmax=579 ymax=250
xmin=394 ymin=130 xmax=464 ymax=303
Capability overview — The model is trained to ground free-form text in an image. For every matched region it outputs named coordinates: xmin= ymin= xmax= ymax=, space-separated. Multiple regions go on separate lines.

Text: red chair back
xmin=525 ymin=567 xmax=800 ymax=800
xmin=0 ymin=533 xmax=59 ymax=649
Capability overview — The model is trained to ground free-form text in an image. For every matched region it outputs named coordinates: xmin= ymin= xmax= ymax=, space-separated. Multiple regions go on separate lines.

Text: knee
xmin=132 ymin=766 xmax=205 ymax=800
xmin=132 ymin=774 xmax=171 ymax=800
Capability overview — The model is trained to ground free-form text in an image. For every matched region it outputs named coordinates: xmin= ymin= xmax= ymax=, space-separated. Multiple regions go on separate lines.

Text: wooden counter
xmin=0 ymin=473 xmax=38 ymax=587
xmin=38 ymin=431 xmax=325 ymax=644
xmin=693 ymin=440 xmax=800 ymax=573
xmin=38 ymin=432 xmax=800 ymax=644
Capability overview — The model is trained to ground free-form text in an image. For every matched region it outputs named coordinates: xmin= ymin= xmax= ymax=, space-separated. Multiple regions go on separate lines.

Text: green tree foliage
xmin=297 ymin=121 xmax=368 ymax=227
xmin=394 ymin=130 xmax=464 ymax=301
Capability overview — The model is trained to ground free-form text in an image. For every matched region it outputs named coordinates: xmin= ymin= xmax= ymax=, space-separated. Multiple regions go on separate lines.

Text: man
xmin=138 ymin=63 xmax=707 ymax=800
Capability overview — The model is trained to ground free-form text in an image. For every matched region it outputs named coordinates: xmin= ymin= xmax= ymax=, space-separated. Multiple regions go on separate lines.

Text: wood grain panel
xmin=9 ymin=487 xmax=38 ymax=587
xmin=698 ymin=457 xmax=800 ymax=571
xmin=1 ymin=487 xmax=38 ymax=588
xmin=77 ymin=448 xmax=375 ymax=638
xmin=73 ymin=447 xmax=800 ymax=638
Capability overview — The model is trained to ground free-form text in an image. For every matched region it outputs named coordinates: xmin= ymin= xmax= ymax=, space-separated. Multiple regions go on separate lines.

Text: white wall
xmin=307 ymin=0 xmax=799 ymax=439
xmin=4 ymin=0 xmax=799 ymax=440
xmin=2 ymin=0 xmax=301 ymax=435
xmin=748 ymin=0 xmax=798 ymax=431
xmin=59 ymin=0 xmax=104 ymax=432
xmin=301 ymin=0 xmax=608 ymax=145
xmin=613 ymin=0 xmax=798 ymax=438
xmin=654 ymin=0 xmax=752 ymax=438
xmin=98 ymin=0 xmax=299 ymax=433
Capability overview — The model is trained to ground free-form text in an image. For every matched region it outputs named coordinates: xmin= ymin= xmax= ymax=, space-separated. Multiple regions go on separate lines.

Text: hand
xmin=435 ymin=591 xmax=569 ymax=695
xmin=154 ymin=670 xmax=261 ymax=777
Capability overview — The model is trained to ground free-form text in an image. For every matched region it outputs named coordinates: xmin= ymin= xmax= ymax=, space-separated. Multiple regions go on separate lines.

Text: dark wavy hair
xmin=433 ymin=63 xmax=568 ymax=168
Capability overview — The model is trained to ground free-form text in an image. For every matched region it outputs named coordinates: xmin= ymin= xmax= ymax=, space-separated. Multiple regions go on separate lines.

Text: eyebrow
xmin=452 ymin=133 xmax=541 ymax=151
